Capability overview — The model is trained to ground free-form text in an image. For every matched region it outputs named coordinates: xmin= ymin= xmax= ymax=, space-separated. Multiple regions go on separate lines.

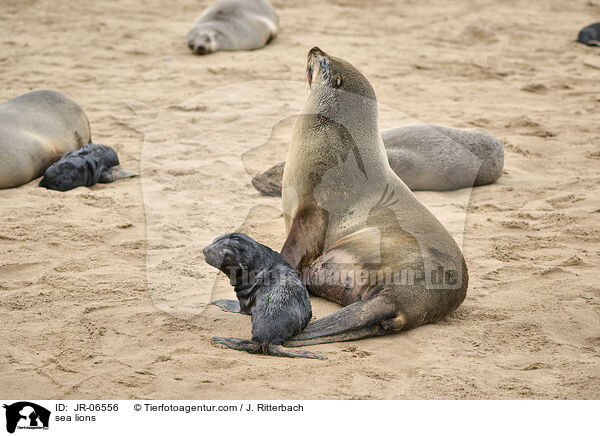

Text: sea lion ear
xmin=99 ymin=165 xmax=137 ymax=183
xmin=334 ymin=74 xmax=343 ymax=88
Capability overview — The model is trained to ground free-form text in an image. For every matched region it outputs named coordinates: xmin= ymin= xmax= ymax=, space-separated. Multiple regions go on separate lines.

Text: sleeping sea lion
xmin=0 ymin=90 xmax=91 ymax=189
xmin=251 ymin=124 xmax=504 ymax=196
xmin=39 ymin=143 xmax=136 ymax=191
xmin=186 ymin=0 xmax=279 ymax=55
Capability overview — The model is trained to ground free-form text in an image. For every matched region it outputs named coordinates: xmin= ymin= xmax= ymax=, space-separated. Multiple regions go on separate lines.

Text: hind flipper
xmin=99 ymin=165 xmax=137 ymax=183
xmin=212 ymin=337 xmax=260 ymax=352
xmin=211 ymin=299 xmax=246 ymax=314
xmin=212 ymin=337 xmax=326 ymax=359
xmin=267 ymin=345 xmax=326 ymax=360
xmin=292 ymin=296 xmax=398 ymax=340
xmin=284 ymin=324 xmax=389 ymax=347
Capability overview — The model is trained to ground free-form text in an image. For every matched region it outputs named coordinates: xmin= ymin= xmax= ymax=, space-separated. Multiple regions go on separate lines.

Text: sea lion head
xmin=305 ymin=47 xmax=376 ymax=101
xmin=39 ymin=143 xmax=118 ymax=191
xmin=203 ymin=233 xmax=265 ymax=277
xmin=39 ymin=158 xmax=88 ymax=191
xmin=186 ymin=25 xmax=219 ymax=55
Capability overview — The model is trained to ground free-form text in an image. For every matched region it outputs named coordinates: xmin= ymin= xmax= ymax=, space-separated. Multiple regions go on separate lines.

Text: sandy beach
xmin=0 ymin=0 xmax=599 ymax=399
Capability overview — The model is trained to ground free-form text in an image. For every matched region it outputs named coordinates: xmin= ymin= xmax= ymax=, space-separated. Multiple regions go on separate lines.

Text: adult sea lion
xmin=281 ymin=48 xmax=468 ymax=346
xmin=251 ymin=124 xmax=504 ymax=196
xmin=186 ymin=0 xmax=278 ymax=55
xmin=0 ymin=90 xmax=91 ymax=189
xmin=577 ymin=22 xmax=600 ymax=46
xmin=204 ymin=233 xmax=324 ymax=359
xmin=39 ymin=143 xmax=136 ymax=192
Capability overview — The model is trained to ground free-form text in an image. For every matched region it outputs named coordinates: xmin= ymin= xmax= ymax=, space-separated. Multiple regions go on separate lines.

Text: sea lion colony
xmin=4 ymin=0 xmax=591 ymax=359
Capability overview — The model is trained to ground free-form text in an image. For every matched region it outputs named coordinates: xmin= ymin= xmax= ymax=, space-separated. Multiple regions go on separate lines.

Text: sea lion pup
xmin=577 ymin=22 xmax=600 ymax=46
xmin=204 ymin=233 xmax=325 ymax=359
xmin=0 ymin=90 xmax=91 ymax=189
xmin=39 ymin=143 xmax=136 ymax=192
xmin=281 ymin=48 xmax=468 ymax=347
xmin=186 ymin=0 xmax=279 ymax=55
xmin=252 ymin=124 xmax=504 ymax=196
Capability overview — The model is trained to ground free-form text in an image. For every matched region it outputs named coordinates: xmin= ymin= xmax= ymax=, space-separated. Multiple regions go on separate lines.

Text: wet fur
xmin=39 ymin=143 xmax=135 ymax=192
xmin=203 ymin=233 xmax=324 ymax=359
xmin=577 ymin=22 xmax=600 ymax=46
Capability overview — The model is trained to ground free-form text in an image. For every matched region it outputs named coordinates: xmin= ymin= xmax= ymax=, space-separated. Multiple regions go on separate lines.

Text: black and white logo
xmin=3 ymin=402 xmax=50 ymax=434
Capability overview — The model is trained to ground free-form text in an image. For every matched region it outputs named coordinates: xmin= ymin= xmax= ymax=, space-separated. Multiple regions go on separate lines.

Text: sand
xmin=1 ymin=0 xmax=599 ymax=399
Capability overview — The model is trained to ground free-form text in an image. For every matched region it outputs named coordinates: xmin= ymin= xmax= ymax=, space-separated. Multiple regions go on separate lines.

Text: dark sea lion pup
xmin=577 ymin=22 xmax=600 ymax=46
xmin=203 ymin=233 xmax=325 ymax=359
xmin=39 ymin=143 xmax=136 ymax=192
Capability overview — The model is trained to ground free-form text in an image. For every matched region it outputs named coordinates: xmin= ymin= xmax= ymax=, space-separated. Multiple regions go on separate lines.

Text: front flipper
xmin=212 ymin=337 xmax=326 ymax=360
xmin=281 ymin=206 xmax=328 ymax=272
xmin=99 ymin=165 xmax=137 ymax=183
xmin=211 ymin=299 xmax=247 ymax=314
xmin=251 ymin=161 xmax=285 ymax=197
xmin=284 ymin=296 xmax=403 ymax=346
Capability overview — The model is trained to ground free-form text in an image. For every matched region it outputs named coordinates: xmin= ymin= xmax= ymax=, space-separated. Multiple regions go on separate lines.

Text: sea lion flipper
xmin=267 ymin=345 xmax=326 ymax=360
xmin=211 ymin=299 xmax=246 ymax=314
xmin=281 ymin=206 xmax=328 ymax=271
xmin=288 ymin=295 xmax=398 ymax=342
xmin=251 ymin=161 xmax=285 ymax=197
xmin=284 ymin=324 xmax=389 ymax=347
xmin=212 ymin=336 xmax=260 ymax=352
xmin=98 ymin=165 xmax=137 ymax=183
xmin=212 ymin=337 xmax=325 ymax=359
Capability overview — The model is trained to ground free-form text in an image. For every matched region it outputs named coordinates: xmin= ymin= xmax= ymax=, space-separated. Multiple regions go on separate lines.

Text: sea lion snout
xmin=308 ymin=46 xmax=325 ymax=58
xmin=192 ymin=44 xmax=209 ymax=55
xmin=202 ymin=244 xmax=226 ymax=269
xmin=39 ymin=160 xmax=84 ymax=191
xmin=203 ymin=233 xmax=252 ymax=271
xmin=187 ymin=30 xmax=214 ymax=55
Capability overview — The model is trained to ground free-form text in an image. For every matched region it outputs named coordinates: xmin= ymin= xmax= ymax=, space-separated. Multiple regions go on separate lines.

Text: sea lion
xmin=0 ymin=90 xmax=91 ymax=189
xmin=186 ymin=0 xmax=278 ymax=55
xmin=280 ymin=48 xmax=468 ymax=346
xmin=39 ymin=143 xmax=136 ymax=192
xmin=251 ymin=124 xmax=504 ymax=196
xmin=204 ymin=233 xmax=325 ymax=359
xmin=577 ymin=22 xmax=600 ymax=46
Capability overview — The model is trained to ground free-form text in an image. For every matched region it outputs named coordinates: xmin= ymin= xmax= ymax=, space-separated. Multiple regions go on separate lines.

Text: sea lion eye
xmin=334 ymin=75 xmax=342 ymax=88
